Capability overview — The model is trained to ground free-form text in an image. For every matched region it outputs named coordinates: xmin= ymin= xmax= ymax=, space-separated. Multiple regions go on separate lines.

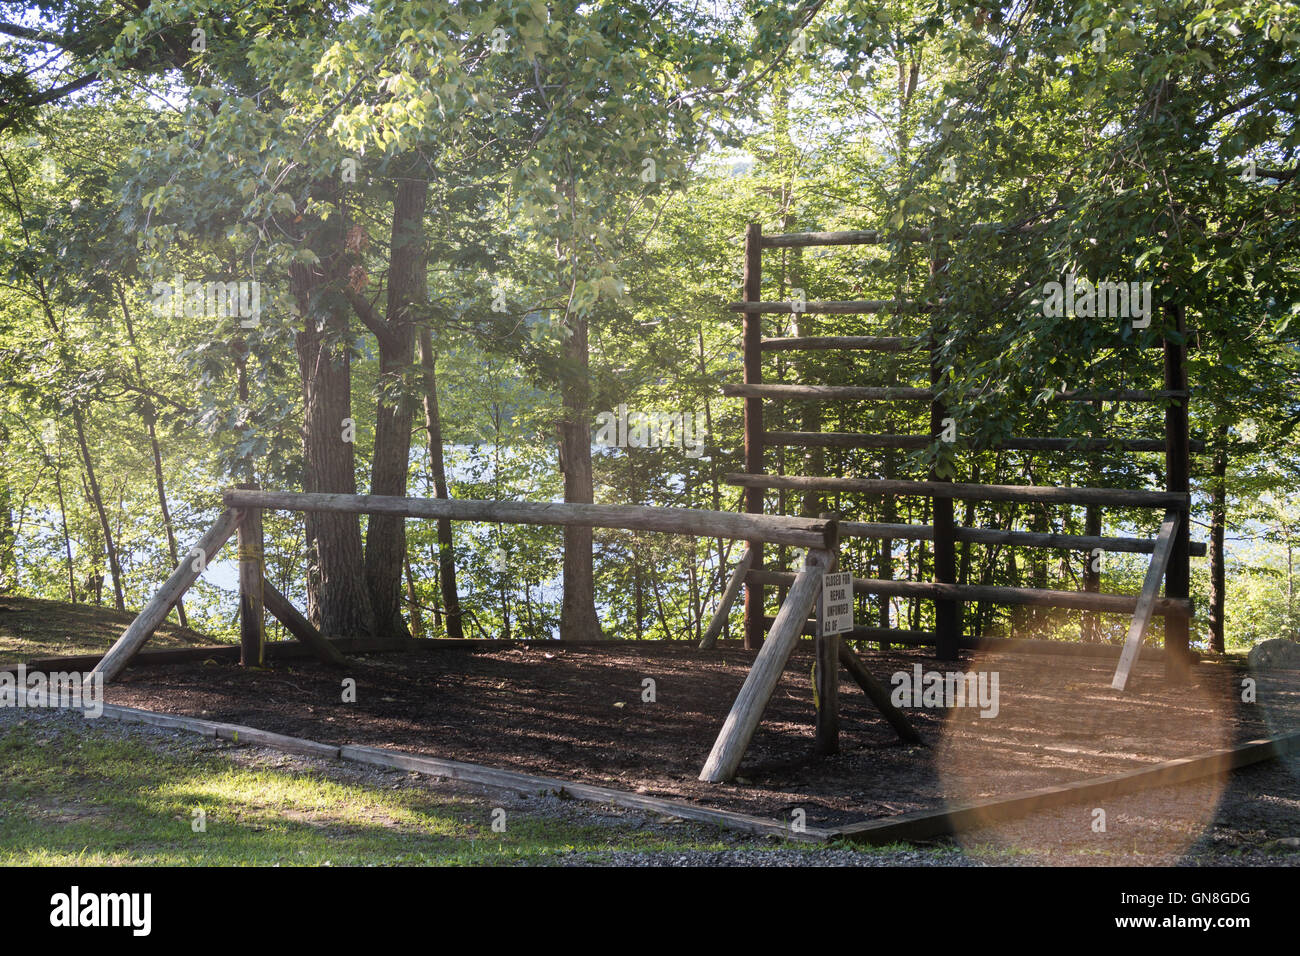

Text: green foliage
xmin=0 ymin=0 xmax=1297 ymax=647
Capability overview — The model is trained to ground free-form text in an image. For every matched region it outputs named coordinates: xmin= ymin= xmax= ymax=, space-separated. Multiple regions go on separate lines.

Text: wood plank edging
xmin=87 ymin=704 xmax=828 ymax=842
xmin=833 ymin=731 xmax=1300 ymax=845
xmin=76 ymin=706 xmax=1299 ymax=850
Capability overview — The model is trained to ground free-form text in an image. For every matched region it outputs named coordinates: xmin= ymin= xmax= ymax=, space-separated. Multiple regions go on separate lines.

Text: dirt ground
xmin=100 ymin=641 xmax=1300 ymax=840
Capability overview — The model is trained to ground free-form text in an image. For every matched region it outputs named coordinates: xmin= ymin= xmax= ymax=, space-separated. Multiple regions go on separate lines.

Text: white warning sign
xmin=819 ymin=572 xmax=854 ymax=636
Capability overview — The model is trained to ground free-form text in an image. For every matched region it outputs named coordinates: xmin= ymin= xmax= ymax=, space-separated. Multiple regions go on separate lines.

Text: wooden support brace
xmin=701 ymin=548 xmax=833 ymax=783
xmin=699 ymin=547 xmax=753 ymax=649
xmin=837 ymin=642 xmax=925 ymax=745
xmin=1111 ymin=509 xmax=1181 ymax=692
xmin=88 ymin=509 xmax=239 ymax=683
xmin=263 ymin=579 xmax=347 ymax=666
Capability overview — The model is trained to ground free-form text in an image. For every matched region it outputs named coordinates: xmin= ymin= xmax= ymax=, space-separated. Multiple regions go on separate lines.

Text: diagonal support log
xmin=263 ymin=580 xmax=347 ymax=666
xmin=837 ymin=642 xmax=925 ymax=745
xmin=1111 ymin=509 xmax=1181 ymax=692
xmin=88 ymin=510 xmax=240 ymax=684
xmin=698 ymin=547 xmax=753 ymax=649
xmin=700 ymin=548 xmax=833 ymax=783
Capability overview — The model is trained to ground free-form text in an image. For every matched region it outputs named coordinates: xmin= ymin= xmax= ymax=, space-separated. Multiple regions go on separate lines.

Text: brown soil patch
xmin=103 ymin=642 xmax=1300 ymax=830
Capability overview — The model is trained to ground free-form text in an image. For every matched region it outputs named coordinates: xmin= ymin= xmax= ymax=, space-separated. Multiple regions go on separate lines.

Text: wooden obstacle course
xmin=97 ymin=488 xmax=895 ymax=783
xmin=731 ymin=221 xmax=1198 ymax=675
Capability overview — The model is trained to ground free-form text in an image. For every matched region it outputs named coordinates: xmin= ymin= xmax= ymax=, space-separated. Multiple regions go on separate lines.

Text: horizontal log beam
xmin=764 ymin=431 xmax=930 ymax=449
xmin=749 ymin=570 xmax=1192 ymax=617
xmin=760 ymin=616 xmax=950 ymax=644
xmin=726 ymin=474 xmax=1190 ymax=508
xmin=760 ymin=229 xmax=930 ymax=247
xmin=839 ymin=520 xmax=1206 ymax=556
xmin=1053 ymin=389 xmax=1190 ymax=402
xmin=223 ymin=489 xmax=835 ymax=550
xmin=760 ymin=433 xmax=1201 ymax=453
xmin=757 ymin=620 xmax=1172 ymax=661
xmin=723 ymin=384 xmax=934 ymax=401
xmin=730 ymin=383 xmax=1189 ymax=405
xmin=761 ymin=335 xmax=922 ymax=352
xmin=758 ymin=221 xmax=1050 ymax=248
xmin=728 ymin=300 xmax=934 ymax=314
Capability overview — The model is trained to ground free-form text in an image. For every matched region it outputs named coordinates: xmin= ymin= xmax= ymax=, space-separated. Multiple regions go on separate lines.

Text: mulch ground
xmin=103 ymin=641 xmax=1300 ymax=831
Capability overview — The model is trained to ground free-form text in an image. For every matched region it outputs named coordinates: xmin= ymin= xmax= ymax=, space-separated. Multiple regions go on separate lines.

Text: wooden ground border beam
xmin=68 ymin=703 xmax=1299 ymax=849
xmin=835 ymin=730 xmax=1300 ymax=845
xmin=88 ymin=704 xmax=832 ymax=843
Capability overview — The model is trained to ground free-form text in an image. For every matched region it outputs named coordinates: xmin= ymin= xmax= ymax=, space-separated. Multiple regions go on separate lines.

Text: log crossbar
xmin=728 ymin=299 xmax=934 ymax=314
xmin=725 ymin=473 xmax=1189 ymax=509
xmin=760 ymin=433 xmax=1201 ymax=454
xmin=761 ymin=335 xmax=923 ymax=353
xmin=838 ymin=520 xmax=1207 ymax=556
xmin=748 ymin=569 xmax=1192 ymax=618
xmin=723 ymin=384 xmax=935 ymax=401
xmin=222 ymin=489 xmax=838 ymax=550
xmin=725 ymin=383 xmax=1189 ymax=404
xmin=757 ymin=221 xmax=1049 ymax=248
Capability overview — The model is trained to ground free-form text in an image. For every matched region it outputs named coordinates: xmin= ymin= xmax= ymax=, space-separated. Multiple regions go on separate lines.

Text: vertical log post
xmin=1163 ymin=302 xmax=1192 ymax=679
xmin=742 ymin=222 xmax=766 ymax=651
xmin=929 ymin=233 xmax=960 ymax=661
xmin=237 ymin=482 xmax=266 ymax=667
xmin=814 ymin=514 xmax=840 ymax=756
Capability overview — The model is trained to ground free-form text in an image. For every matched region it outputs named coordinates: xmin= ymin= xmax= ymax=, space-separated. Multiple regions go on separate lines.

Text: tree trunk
xmin=364 ymin=178 xmax=427 ymax=644
xmin=53 ymin=454 xmax=76 ymax=603
xmin=292 ymin=264 xmax=374 ymax=639
xmin=418 ymin=325 xmax=463 ymax=638
xmin=120 ymin=286 xmax=188 ymax=627
xmin=72 ymin=405 xmax=125 ymax=611
xmin=404 ymin=553 xmax=423 ymax=638
xmin=558 ymin=307 xmax=602 ymax=640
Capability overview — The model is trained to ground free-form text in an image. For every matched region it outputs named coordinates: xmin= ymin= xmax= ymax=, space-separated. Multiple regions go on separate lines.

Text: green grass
xmin=0 ymin=719 xmax=751 ymax=865
xmin=0 ymin=595 xmax=216 ymax=662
